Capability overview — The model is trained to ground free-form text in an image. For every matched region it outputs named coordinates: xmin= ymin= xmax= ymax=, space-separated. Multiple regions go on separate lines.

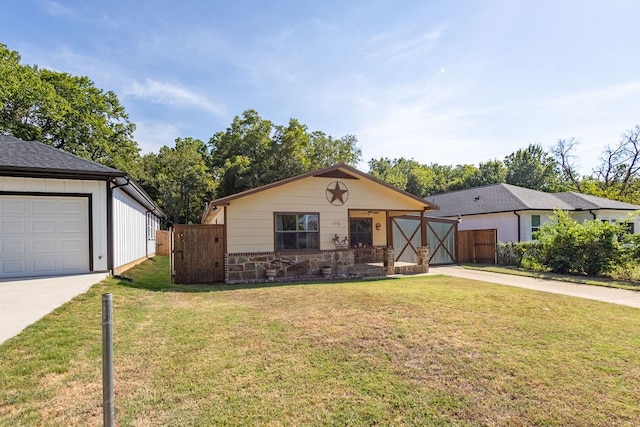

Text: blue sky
xmin=2 ymin=1 xmax=640 ymax=174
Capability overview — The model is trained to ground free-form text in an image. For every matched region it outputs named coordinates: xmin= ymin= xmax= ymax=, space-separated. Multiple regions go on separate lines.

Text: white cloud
xmin=134 ymin=121 xmax=182 ymax=154
xmin=41 ymin=0 xmax=74 ymax=17
xmin=365 ymin=25 xmax=447 ymax=64
xmin=123 ymin=79 xmax=228 ymax=118
xmin=547 ymin=81 xmax=640 ymax=110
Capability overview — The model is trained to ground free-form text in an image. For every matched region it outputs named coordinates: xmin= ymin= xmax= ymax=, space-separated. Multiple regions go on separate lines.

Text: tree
xmin=368 ymin=157 xmax=416 ymax=191
xmin=504 ymin=143 xmax=560 ymax=191
xmin=471 ymin=159 xmax=508 ymax=187
xmin=551 ymin=138 xmax=583 ymax=192
xmin=593 ymin=125 xmax=640 ymax=199
xmin=209 ymin=110 xmax=362 ymax=198
xmin=0 ymin=43 xmax=140 ymax=175
xmin=141 ymin=138 xmax=215 ymax=224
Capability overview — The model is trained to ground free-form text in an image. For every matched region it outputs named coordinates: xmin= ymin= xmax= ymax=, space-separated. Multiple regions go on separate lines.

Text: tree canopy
xmin=0 ymin=43 xmax=139 ymax=174
xmin=139 ymin=137 xmax=215 ymax=224
xmin=209 ymin=110 xmax=361 ymax=198
xmin=4 ymin=43 xmax=640 ymax=221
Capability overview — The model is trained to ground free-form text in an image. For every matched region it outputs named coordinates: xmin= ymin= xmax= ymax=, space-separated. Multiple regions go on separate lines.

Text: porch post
xmin=417 ymin=246 xmax=430 ymax=273
xmin=383 ymin=247 xmax=395 ymax=275
xmin=421 ymin=209 xmax=427 ymax=247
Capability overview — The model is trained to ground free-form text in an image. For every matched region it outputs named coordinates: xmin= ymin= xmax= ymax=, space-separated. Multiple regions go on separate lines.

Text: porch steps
xmin=350 ymin=262 xmax=428 ymax=278
xmin=350 ymin=263 xmax=386 ymax=278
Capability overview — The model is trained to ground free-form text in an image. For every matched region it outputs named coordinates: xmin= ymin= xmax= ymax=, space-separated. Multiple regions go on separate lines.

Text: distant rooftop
xmin=427 ymin=183 xmax=639 ymax=217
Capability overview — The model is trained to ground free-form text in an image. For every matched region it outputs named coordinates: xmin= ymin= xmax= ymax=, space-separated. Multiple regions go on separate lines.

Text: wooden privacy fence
xmin=156 ymin=230 xmax=171 ymax=256
xmin=172 ymin=224 xmax=225 ymax=284
xmin=458 ymin=229 xmax=497 ymax=264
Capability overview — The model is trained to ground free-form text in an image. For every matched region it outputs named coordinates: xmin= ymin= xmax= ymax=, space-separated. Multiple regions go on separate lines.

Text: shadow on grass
xmin=114 ymin=274 xmax=398 ymax=294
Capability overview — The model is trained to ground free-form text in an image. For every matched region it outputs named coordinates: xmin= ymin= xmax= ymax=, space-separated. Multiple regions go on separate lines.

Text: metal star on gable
xmin=326 ymin=181 xmax=349 ymax=205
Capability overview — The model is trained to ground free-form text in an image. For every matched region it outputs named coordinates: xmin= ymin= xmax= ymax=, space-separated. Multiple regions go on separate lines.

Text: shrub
xmin=498 ymin=241 xmax=543 ymax=268
xmin=533 ymin=210 xmax=624 ymax=276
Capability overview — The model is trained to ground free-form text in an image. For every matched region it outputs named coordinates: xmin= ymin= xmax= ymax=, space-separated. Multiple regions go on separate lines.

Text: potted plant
xmin=321 ymin=267 xmax=332 ymax=278
xmin=265 ymin=268 xmax=278 ymax=281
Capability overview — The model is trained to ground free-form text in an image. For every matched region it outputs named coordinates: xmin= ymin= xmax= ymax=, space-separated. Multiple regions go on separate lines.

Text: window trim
xmin=273 ymin=212 xmax=320 ymax=251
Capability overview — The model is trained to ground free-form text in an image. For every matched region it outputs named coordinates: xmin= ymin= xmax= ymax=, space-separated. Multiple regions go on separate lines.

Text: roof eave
xmin=0 ymin=166 xmax=125 ymax=180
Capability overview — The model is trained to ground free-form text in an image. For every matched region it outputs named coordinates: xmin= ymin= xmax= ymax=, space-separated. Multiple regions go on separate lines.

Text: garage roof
xmin=0 ymin=135 xmax=124 ymax=178
xmin=0 ymin=135 xmax=165 ymax=217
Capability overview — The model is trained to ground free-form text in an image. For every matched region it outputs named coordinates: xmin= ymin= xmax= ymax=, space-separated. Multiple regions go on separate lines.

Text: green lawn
xmin=463 ymin=264 xmax=640 ymax=291
xmin=1 ymin=257 xmax=639 ymax=426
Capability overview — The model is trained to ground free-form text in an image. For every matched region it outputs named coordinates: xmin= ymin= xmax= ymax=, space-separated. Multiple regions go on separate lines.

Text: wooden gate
xmin=156 ymin=230 xmax=171 ymax=256
xmin=392 ymin=217 xmax=421 ymax=263
xmin=392 ymin=216 xmax=458 ymax=265
xmin=425 ymin=218 xmax=457 ymax=265
xmin=458 ymin=229 xmax=497 ymax=264
xmin=172 ymin=224 xmax=225 ymax=284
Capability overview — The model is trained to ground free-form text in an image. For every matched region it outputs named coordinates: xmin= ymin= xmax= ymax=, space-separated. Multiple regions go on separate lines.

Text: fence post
xmin=102 ymin=293 xmax=114 ymax=427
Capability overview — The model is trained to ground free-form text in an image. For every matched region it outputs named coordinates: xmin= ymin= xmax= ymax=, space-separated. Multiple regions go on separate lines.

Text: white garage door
xmin=0 ymin=195 xmax=90 ymax=278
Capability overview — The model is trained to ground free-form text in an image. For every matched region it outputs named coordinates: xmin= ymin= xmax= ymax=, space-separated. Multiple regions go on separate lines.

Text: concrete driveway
xmin=428 ymin=265 xmax=640 ymax=308
xmin=0 ymin=272 xmax=109 ymax=345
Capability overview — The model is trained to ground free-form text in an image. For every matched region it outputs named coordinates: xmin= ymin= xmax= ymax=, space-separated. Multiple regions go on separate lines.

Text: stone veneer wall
xmin=226 ymin=250 xmax=355 ymax=284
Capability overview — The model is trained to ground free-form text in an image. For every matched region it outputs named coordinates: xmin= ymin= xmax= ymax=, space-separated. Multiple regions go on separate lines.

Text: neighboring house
xmin=0 ymin=135 xmax=165 ymax=278
xmin=427 ymin=183 xmax=640 ymax=242
xmin=200 ymin=164 xmax=445 ymax=283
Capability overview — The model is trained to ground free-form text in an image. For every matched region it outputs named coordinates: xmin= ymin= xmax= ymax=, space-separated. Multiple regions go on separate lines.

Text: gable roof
xmin=202 ymin=164 xmax=438 ymax=220
xmin=427 ymin=183 xmax=639 ymax=217
xmin=0 ymin=134 xmax=124 ymax=179
xmin=0 ymin=135 xmax=165 ymax=217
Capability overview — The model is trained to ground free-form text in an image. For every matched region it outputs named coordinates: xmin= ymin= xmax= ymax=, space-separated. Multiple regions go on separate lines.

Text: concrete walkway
xmin=427 ymin=265 xmax=640 ymax=308
xmin=0 ymin=272 xmax=109 ymax=345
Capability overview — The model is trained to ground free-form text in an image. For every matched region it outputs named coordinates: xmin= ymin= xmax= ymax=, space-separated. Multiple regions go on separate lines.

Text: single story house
xmin=427 ymin=183 xmax=640 ymax=242
xmin=200 ymin=164 xmax=447 ymax=283
xmin=0 ymin=135 xmax=165 ymax=278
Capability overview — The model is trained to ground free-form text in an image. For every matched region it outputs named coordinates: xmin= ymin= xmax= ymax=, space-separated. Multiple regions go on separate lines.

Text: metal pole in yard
xmin=102 ymin=293 xmax=114 ymax=427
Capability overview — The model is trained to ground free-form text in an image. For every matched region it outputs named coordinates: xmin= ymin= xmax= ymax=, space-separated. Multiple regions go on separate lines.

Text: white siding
xmin=113 ymin=188 xmax=149 ymax=268
xmin=456 ymin=212 xmax=519 ymax=243
xmin=0 ymin=176 xmax=109 ymax=271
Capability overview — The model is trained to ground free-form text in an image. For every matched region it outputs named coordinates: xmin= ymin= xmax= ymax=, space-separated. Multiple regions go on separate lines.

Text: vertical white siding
xmin=113 ymin=188 xmax=148 ymax=268
xmin=0 ymin=176 xmax=109 ymax=271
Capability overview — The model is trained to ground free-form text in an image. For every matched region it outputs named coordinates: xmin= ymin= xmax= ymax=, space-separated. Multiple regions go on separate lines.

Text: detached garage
xmin=0 ymin=135 xmax=165 ymax=279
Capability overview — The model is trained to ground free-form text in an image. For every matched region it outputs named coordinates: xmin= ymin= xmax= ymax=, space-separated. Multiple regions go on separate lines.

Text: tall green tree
xmin=504 ymin=143 xmax=561 ymax=191
xmin=141 ymin=138 xmax=215 ymax=224
xmin=368 ymin=158 xmax=486 ymax=197
xmin=0 ymin=43 xmax=139 ymax=174
xmin=468 ymin=159 xmax=508 ymax=187
xmin=209 ymin=110 xmax=361 ymax=198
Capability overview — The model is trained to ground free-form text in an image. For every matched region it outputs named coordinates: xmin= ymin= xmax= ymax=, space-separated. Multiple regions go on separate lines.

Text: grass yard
xmin=1 ymin=257 xmax=639 ymax=426
xmin=464 ymin=264 xmax=640 ymax=291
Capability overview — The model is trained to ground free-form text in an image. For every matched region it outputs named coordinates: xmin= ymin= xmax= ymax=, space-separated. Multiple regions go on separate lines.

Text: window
xmin=627 ymin=222 xmax=635 ymax=234
xmin=275 ymin=213 xmax=319 ymax=250
xmin=531 ymin=215 xmax=541 ymax=237
xmin=349 ymin=218 xmax=373 ymax=247
xmin=147 ymin=212 xmax=157 ymax=241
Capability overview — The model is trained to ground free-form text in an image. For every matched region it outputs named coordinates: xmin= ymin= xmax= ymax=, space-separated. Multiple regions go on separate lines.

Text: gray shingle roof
xmin=0 ymin=135 xmax=123 ymax=177
xmin=554 ymin=192 xmax=640 ymax=210
xmin=427 ymin=183 xmax=639 ymax=217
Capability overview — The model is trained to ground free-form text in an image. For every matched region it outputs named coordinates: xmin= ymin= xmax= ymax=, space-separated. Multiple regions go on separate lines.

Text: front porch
xmin=224 ymin=246 xmax=430 ymax=284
